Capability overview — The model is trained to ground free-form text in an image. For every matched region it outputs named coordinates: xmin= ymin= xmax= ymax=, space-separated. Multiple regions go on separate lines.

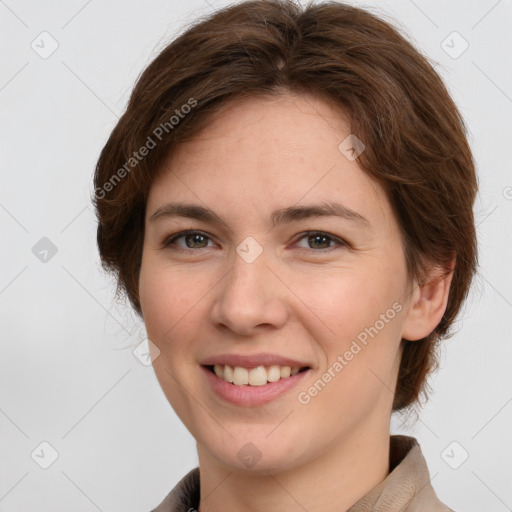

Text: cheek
xmin=293 ymin=267 xmax=404 ymax=345
xmin=295 ymin=271 xmax=405 ymax=422
xmin=138 ymin=259 xmax=206 ymax=411
xmin=139 ymin=257 xmax=215 ymax=350
xmin=139 ymin=259 xmax=183 ymax=345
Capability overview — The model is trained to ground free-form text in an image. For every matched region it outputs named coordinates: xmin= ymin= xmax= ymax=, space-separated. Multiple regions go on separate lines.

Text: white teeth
xmin=224 ymin=364 xmax=234 ymax=383
xmin=211 ymin=364 xmax=305 ymax=386
xmin=280 ymin=366 xmax=291 ymax=378
xmin=248 ymin=366 xmax=267 ymax=386
xmin=267 ymin=365 xmax=281 ymax=382
xmin=233 ymin=366 xmax=249 ymax=385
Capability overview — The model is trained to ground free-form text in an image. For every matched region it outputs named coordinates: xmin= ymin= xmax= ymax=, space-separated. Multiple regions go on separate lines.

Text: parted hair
xmin=93 ymin=0 xmax=478 ymax=412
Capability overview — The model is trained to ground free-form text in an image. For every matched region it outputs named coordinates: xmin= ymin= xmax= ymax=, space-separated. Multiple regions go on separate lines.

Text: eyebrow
xmin=149 ymin=201 xmax=370 ymax=228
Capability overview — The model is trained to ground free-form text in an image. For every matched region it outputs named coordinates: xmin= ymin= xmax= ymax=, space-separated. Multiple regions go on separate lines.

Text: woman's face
xmin=139 ymin=93 xmax=416 ymax=472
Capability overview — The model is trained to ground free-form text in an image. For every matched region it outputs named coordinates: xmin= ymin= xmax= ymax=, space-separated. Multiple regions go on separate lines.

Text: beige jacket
xmin=152 ymin=435 xmax=456 ymax=512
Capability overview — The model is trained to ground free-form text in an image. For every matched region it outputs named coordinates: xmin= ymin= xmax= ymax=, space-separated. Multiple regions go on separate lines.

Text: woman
xmin=93 ymin=1 xmax=477 ymax=510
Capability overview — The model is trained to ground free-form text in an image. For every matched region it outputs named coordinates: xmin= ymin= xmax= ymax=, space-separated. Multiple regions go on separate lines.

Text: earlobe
xmin=401 ymin=260 xmax=455 ymax=341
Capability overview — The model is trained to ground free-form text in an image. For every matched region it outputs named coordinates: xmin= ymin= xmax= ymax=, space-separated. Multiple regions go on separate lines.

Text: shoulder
xmin=150 ymin=468 xmax=200 ymax=512
xmin=350 ymin=436 xmax=459 ymax=512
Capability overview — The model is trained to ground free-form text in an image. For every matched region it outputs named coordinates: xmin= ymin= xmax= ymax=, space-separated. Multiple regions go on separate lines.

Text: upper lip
xmin=201 ymin=352 xmax=312 ymax=369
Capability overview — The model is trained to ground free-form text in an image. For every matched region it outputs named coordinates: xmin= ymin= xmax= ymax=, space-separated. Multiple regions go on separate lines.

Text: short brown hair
xmin=93 ymin=0 xmax=478 ymax=412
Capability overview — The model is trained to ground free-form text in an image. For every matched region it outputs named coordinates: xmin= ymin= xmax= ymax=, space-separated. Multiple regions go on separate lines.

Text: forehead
xmin=147 ymin=93 xmax=389 ymax=225
xmin=165 ymin=93 xmax=351 ymax=173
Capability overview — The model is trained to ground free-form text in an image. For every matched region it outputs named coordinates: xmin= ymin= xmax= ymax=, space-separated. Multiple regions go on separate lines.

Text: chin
xmin=199 ymin=431 xmax=306 ymax=475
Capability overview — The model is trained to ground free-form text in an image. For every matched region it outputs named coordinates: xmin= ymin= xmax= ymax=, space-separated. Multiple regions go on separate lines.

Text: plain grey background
xmin=1 ymin=0 xmax=511 ymax=510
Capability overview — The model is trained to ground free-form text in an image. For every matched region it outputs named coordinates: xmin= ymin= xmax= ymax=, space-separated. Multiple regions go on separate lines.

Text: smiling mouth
xmin=204 ymin=364 xmax=310 ymax=386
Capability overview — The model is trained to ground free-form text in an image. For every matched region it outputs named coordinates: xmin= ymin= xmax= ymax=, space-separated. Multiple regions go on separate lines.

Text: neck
xmin=196 ymin=420 xmax=391 ymax=512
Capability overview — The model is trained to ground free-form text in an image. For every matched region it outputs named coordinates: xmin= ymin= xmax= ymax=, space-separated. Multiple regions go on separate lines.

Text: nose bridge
xmin=225 ymin=237 xmax=270 ymax=305
xmin=212 ymin=236 xmax=287 ymax=333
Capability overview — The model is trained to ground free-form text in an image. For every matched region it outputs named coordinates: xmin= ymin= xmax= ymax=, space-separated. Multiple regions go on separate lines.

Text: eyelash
xmin=162 ymin=230 xmax=349 ymax=254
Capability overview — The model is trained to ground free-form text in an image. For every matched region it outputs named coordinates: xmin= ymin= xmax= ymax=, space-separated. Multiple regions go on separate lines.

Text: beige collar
xmin=152 ymin=435 xmax=453 ymax=512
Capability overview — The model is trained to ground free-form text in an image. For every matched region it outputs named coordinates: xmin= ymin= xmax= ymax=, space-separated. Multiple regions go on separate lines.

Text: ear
xmin=401 ymin=259 xmax=455 ymax=341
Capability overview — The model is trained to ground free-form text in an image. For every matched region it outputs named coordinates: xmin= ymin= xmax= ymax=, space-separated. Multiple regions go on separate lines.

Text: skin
xmin=138 ymin=92 xmax=453 ymax=512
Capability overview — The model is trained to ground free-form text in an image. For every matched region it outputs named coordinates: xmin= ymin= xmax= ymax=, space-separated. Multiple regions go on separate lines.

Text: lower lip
xmin=201 ymin=365 xmax=311 ymax=407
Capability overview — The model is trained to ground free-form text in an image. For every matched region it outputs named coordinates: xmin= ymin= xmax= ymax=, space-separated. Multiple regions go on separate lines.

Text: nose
xmin=210 ymin=245 xmax=289 ymax=336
